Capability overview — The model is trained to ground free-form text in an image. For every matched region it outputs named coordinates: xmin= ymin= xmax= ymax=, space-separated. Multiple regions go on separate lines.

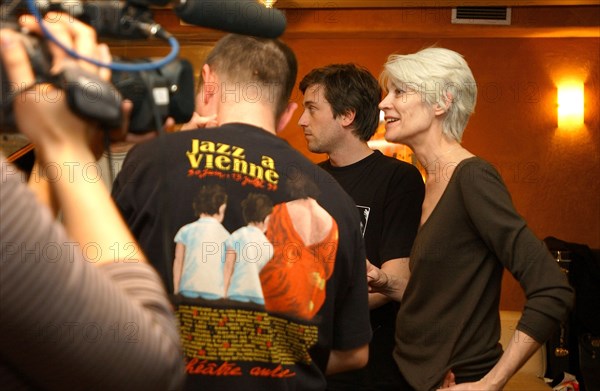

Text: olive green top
xmin=395 ymin=157 xmax=573 ymax=391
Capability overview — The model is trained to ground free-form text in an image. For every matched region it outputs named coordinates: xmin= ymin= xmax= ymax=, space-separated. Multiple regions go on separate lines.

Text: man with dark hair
xmin=112 ymin=35 xmax=372 ymax=390
xmin=298 ymin=64 xmax=425 ymax=390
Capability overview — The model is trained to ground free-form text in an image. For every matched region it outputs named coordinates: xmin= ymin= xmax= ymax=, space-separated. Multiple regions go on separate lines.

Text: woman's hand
xmin=438 ymin=370 xmax=456 ymax=389
xmin=366 ymin=259 xmax=409 ymax=302
xmin=437 ymin=370 xmax=499 ymax=391
xmin=366 ymin=259 xmax=388 ymax=293
xmin=437 ymin=379 xmax=496 ymax=391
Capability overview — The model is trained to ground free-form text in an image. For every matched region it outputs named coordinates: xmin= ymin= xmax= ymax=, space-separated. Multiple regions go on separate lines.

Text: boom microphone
xmin=44 ymin=1 xmax=162 ymax=39
xmin=173 ymin=0 xmax=287 ymax=38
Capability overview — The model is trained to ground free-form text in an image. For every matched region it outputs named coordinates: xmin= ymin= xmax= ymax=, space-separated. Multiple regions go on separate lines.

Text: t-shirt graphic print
xmin=112 ymin=124 xmax=371 ymax=390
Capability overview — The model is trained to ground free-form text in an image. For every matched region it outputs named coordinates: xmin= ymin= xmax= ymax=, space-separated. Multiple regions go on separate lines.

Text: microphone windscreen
xmin=175 ymin=0 xmax=286 ymax=38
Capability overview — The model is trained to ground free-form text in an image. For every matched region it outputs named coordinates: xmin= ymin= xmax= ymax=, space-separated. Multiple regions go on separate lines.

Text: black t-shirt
xmin=320 ymin=150 xmax=424 ymax=390
xmin=320 ymin=151 xmax=424 ymax=267
xmin=112 ymin=123 xmax=372 ymax=390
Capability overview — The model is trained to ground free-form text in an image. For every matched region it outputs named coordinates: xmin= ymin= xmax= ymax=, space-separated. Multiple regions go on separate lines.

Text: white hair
xmin=380 ymin=47 xmax=477 ymax=142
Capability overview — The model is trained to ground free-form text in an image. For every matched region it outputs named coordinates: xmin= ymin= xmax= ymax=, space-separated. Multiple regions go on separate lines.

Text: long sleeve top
xmin=394 ymin=157 xmax=573 ymax=391
xmin=0 ymin=157 xmax=184 ymax=390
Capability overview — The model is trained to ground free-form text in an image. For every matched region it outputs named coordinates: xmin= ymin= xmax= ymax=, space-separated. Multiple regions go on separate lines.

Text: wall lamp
xmin=557 ymin=80 xmax=584 ymax=129
xmin=259 ymin=0 xmax=278 ymax=7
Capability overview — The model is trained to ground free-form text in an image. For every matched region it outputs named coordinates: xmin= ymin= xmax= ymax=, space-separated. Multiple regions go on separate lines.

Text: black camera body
xmin=111 ymin=57 xmax=195 ymax=134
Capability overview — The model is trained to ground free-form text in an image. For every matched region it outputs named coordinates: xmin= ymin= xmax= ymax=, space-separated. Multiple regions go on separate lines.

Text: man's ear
xmin=200 ymin=64 xmax=217 ymax=105
xmin=339 ymin=109 xmax=356 ymax=128
xmin=276 ymin=102 xmax=299 ymax=133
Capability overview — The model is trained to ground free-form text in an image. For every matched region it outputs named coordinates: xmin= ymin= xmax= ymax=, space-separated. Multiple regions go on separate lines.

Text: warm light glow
xmin=259 ymin=0 xmax=277 ymax=8
xmin=557 ymin=81 xmax=584 ymax=129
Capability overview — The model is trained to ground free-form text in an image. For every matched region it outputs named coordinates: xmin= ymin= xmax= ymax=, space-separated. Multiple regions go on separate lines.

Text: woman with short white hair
xmin=367 ymin=47 xmax=573 ymax=391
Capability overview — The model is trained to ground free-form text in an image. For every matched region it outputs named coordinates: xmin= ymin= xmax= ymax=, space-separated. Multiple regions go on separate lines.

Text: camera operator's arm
xmin=0 ymin=14 xmax=183 ymax=390
xmin=27 ymin=162 xmax=59 ymax=214
xmin=12 ymin=15 xmax=139 ymax=260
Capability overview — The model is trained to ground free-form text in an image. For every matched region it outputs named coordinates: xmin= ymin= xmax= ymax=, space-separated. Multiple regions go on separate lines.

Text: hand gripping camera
xmin=0 ymin=0 xmax=195 ymax=134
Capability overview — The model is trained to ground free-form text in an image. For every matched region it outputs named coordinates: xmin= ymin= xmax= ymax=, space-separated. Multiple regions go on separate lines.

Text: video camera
xmin=0 ymin=0 xmax=286 ymax=133
xmin=0 ymin=0 xmax=197 ymax=134
xmin=0 ymin=0 xmax=287 ymax=135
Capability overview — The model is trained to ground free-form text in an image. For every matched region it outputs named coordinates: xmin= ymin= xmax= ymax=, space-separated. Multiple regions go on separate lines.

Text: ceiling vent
xmin=452 ymin=7 xmax=511 ymax=25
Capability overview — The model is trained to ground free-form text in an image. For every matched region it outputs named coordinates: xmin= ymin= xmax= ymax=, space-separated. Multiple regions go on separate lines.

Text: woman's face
xmin=379 ymin=81 xmax=436 ymax=145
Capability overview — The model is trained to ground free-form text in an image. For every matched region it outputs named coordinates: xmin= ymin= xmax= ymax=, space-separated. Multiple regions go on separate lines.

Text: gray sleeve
xmin=459 ymin=160 xmax=573 ymax=343
xmin=0 ymin=158 xmax=184 ymax=390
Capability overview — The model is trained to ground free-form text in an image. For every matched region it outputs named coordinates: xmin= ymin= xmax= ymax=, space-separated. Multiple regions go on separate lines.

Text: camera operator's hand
xmin=1 ymin=13 xmax=126 ymax=161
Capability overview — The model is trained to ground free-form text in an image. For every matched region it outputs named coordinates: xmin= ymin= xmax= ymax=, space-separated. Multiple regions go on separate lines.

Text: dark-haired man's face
xmin=298 ymin=84 xmax=345 ymax=155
